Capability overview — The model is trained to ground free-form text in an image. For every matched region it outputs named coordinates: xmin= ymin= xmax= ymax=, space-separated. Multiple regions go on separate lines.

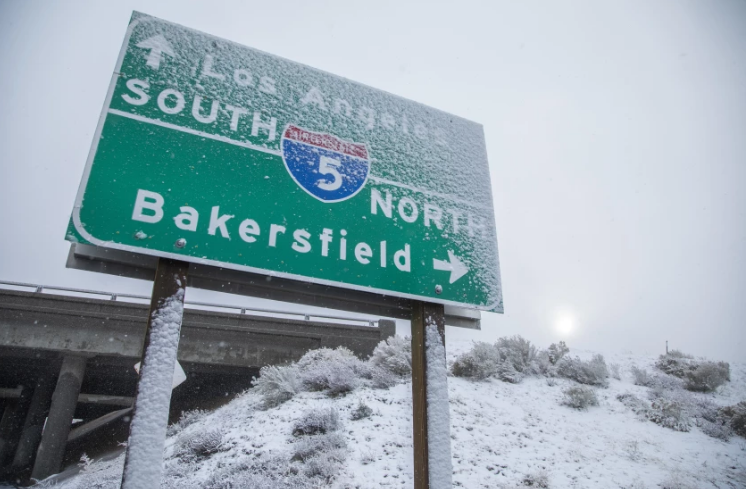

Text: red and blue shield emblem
xmin=281 ymin=125 xmax=370 ymax=203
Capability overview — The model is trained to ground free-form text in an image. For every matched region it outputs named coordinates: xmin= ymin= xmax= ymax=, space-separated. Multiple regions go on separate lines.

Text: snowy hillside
xmin=34 ymin=338 xmax=746 ymax=489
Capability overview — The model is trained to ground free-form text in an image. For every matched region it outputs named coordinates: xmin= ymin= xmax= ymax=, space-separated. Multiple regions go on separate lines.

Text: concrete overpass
xmin=0 ymin=281 xmax=394 ymax=484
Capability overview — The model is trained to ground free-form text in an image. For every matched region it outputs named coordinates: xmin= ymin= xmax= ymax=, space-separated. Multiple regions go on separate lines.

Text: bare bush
xmin=252 ymin=364 xmax=302 ymax=408
xmin=369 ymin=335 xmax=411 ymax=377
xmin=547 ymin=341 xmax=569 ymax=365
xmin=293 ymin=407 xmax=340 ymax=437
xmin=556 ymin=355 xmax=609 ymax=387
xmin=561 ymin=386 xmax=599 ymax=410
xmin=296 ymin=347 xmax=366 ymax=396
xmin=450 ymin=342 xmax=499 ymax=379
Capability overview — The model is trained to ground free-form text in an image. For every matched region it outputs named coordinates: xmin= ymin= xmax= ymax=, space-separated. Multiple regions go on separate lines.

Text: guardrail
xmin=0 ymin=280 xmax=377 ymax=327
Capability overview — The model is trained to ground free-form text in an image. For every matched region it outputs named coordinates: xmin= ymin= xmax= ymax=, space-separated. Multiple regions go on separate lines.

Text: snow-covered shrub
xmin=293 ymin=407 xmax=340 ymax=437
xmin=660 ymin=472 xmax=697 ymax=489
xmin=370 ymin=367 xmax=400 ymax=388
xmin=203 ymin=454 xmax=314 ymax=489
xmin=609 ymin=363 xmax=621 ymax=380
xmin=719 ymin=401 xmax=746 ymax=438
xmin=647 ymin=398 xmax=690 ymax=432
xmin=534 ymin=350 xmax=556 ymax=377
xmin=301 ymin=447 xmax=346 ymax=479
xmin=450 ymin=341 xmax=499 ymax=379
xmin=496 ymin=360 xmax=524 ymax=384
xmin=496 ymin=335 xmax=538 ymax=374
xmin=296 ymin=347 xmax=366 ymax=396
xmin=698 ymin=418 xmax=733 ymax=441
xmin=655 ymin=351 xmax=730 ymax=392
xmin=369 ymin=335 xmax=411 ymax=377
xmin=617 ymin=393 xmax=650 ymax=417
xmin=176 ymin=428 xmax=225 ymax=459
xmin=522 ymin=469 xmax=550 ymax=487
xmin=291 ymin=432 xmax=347 ymax=462
xmin=683 ymin=361 xmax=730 ymax=392
xmin=631 ymin=366 xmax=653 ymax=386
xmin=350 ymin=400 xmax=373 ymax=420
xmin=252 ymin=364 xmax=302 ymax=408
xmin=561 ymin=386 xmax=599 ymax=410
xmin=556 ymin=355 xmax=609 ymax=387
xmin=167 ymin=408 xmax=208 ymax=437
xmin=547 ymin=341 xmax=569 ymax=365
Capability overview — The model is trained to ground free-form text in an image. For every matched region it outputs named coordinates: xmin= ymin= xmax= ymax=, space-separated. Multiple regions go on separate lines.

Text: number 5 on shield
xmin=317 ymin=155 xmax=343 ymax=191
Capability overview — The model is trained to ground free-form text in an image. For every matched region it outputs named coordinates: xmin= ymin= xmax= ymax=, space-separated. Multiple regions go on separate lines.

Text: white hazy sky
xmin=1 ymin=0 xmax=744 ymax=361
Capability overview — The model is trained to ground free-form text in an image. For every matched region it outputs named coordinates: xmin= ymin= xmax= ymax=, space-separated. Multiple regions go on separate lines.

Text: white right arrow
xmin=136 ymin=34 xmax=175 ymax=70
xmin=433 ymin=250 xmax=469 ymax=284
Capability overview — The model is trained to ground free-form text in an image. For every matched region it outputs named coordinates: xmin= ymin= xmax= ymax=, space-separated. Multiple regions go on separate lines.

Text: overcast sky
xmin=1 ymin=0 xmax=744 ymax=361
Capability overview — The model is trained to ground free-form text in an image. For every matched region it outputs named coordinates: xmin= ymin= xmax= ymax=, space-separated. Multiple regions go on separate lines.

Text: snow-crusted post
xmin=121 ymin=258 xmax=189 ymax=489
xmin=411 ymin=302 xmax=453 ymax=489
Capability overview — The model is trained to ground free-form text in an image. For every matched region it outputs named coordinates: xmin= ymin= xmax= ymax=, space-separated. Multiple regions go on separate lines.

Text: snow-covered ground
xmin=29 ymin=339 xmax=746 ymax=489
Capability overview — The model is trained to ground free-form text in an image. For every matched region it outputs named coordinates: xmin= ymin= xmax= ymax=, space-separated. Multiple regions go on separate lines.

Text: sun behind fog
xmin=555 ymin=313 xmax=576 ymax=336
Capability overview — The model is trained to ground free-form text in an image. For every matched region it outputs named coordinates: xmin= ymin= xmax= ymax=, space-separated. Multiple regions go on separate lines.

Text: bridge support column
xmin=31 ymin=355 xmax=87 ymax=482
xmin=11 ymin=366 xmax=58 ymax=478
xmin=0 ymin=385 xmax=33 ymax=471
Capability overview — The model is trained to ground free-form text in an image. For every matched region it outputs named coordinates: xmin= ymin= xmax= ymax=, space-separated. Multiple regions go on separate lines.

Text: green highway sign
xmin=67 ymin=12 xmax=503 ymax=311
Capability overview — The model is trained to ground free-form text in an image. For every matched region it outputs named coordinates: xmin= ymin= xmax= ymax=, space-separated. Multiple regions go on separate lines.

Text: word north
xmin=131 ymin=189 xmax=412 ymax=272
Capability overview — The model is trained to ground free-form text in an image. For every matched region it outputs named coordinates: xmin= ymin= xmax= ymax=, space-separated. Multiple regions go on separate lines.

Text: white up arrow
xmin=136 ymin=34 xmax=175 ymax=70
xmin=433 ymin=251 xmax=469 ymax=284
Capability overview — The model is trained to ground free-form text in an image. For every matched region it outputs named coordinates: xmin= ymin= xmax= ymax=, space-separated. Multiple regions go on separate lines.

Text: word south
xmin=131 ymin=189 xmax=412 ymax=272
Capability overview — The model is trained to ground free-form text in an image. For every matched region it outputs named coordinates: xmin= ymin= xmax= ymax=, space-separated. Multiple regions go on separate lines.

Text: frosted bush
xmin=252 ymin=364 xmax=302 ymax=408
xmin=655 ymin=351 xmax=730 ymax=392
xmin=370 ymin=367 xmax=400 ymax=388
xmin=176 ymin=428 xmax=225 ymax=459
xmin=296 ymin=347 xmax=366 ymax=396
xmin=167 ymin=409 xmax=208 ymax=437
xmin=647 ymin=398 xmax=690 ymax=432
xmin=534 ymin=350 xmax=556 ymax=377
xmin=561 ymin=386 xmax=599 ymax=410
xmin=609 ymin=363 xmax=621 ymax=380
xmin=350 ymin=400 xmax=373 ymax=420
xmin=301 ymin=448 xmax=346 ymax=479
xmin=203 ymin=455 xmax=314 ymax=489
xmin=684 ymin=361 xmax=730 ymax=392
xmin=369 ymin=335 xmax=411 ymax=377
xmin=556 ymin=354 xmax=609 ymax=387
xmin=719 ymin=401 xmax=746 ymax=438
xmin=522 ymin=469 xmax=550 ymax=487
xmin=631 ymin=366 xmax=652 ymax=386
xmin=496 ymin=360 xmax=523 ymax=384
xmin=293 ymin=407 xmax=340 ymax=437
xmin=291 ymin=432 xmax=347 ymax=462
xmin=617 ymin=392 xmax=650 ymax=417
xmin=496 ymin=335 xmax=537 ymax=374
xmin=450 ymin=341 xmax=499 ymax=379
xmin=451 ymin=336 xmax=539 ymax=382
xmin=547 ymin=341 xmax=569 ymax=365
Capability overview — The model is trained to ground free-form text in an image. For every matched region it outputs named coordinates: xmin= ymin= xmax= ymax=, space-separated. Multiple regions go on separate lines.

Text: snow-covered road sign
xmin=66 ymin=11 xmax=503 ymax=311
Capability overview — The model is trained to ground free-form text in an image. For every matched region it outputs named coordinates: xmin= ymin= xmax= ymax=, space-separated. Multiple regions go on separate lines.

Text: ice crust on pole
xmin=121 ymin=283 xmax=185 ymax=489
xmin=425 ymin=321 xmax=453 ymax=488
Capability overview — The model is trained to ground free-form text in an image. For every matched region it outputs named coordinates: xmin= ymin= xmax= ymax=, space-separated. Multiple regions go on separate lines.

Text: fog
xmin=1 ymin=0 xmax=744 ymax=361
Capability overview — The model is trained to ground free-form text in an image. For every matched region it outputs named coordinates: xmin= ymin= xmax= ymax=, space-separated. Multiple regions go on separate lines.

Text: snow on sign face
xmin=66 ymin=11 xmax=503 ymax=311
xmin=281 ymin=125 xmax=370 ymax=202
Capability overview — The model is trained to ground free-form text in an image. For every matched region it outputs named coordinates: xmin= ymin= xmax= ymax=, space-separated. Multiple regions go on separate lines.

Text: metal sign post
xmin=120 ymin=258 xmax=188 ymax=489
